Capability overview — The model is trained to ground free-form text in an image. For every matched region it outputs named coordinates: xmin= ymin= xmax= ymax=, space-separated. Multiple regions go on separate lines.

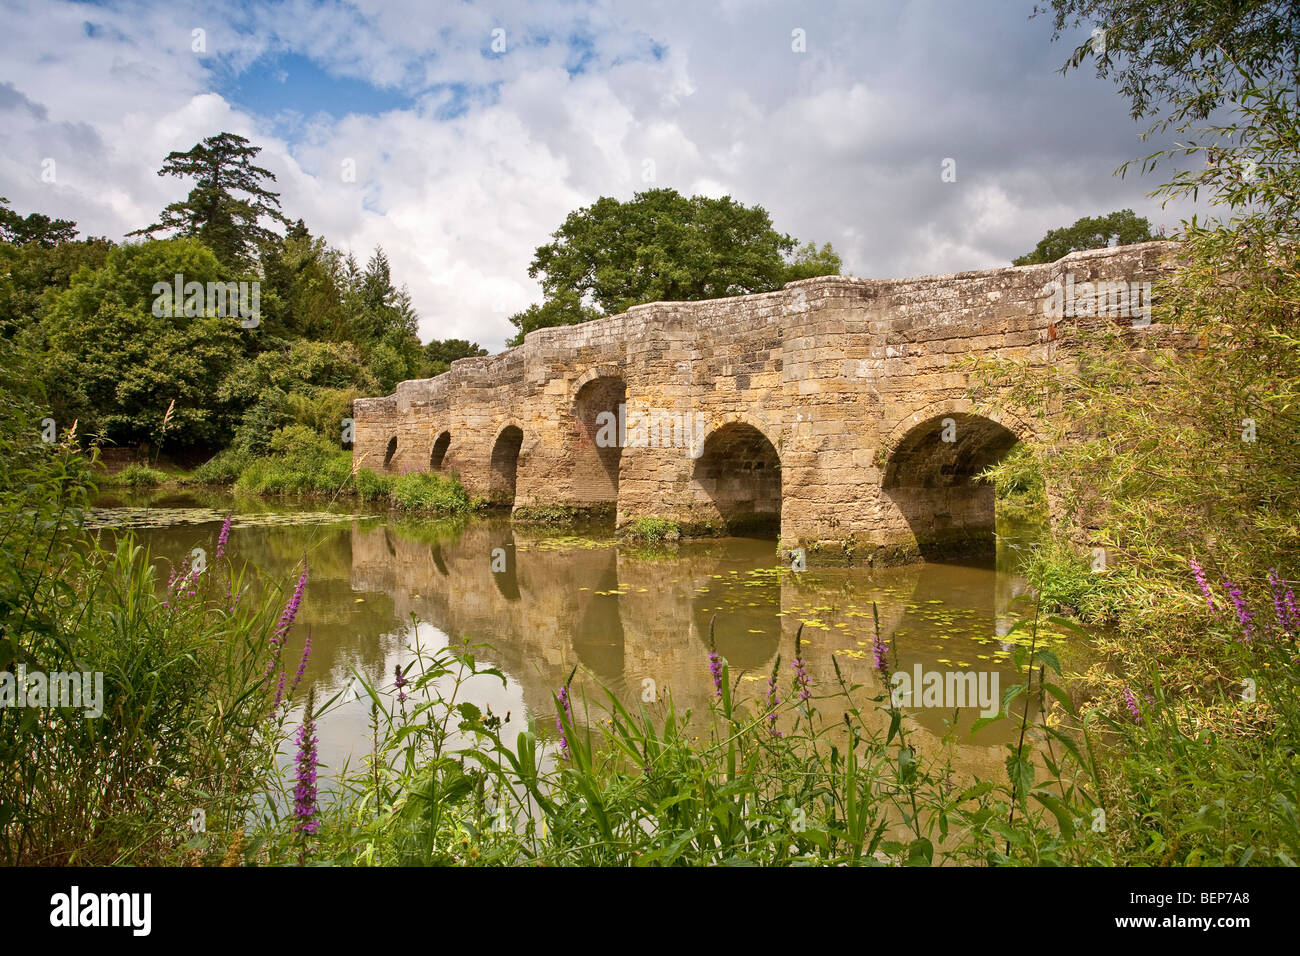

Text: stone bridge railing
xmin=353 ymin=241 xmax=1179 ymax=565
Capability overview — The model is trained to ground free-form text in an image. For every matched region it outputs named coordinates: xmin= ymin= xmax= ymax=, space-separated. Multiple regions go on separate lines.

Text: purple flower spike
xmin=393 ymin=663 xmax=409 ymax=703
xmin=708 ymin=652 xmax=723 ymax=698
xmin=1123 ymin=687 xmax=1142 ymax=725
xmin=216 ymin=515 xmax=231 ymax=560
xmin=1189 ymin=557 xmax=1216 ymax=612
xmin=791 ymin=657 xmax=811 ymax=702
xmin=293 ymin=692 xmax=320 ymax=836
xmin=1223 ymin=577 xmax=1254 ymax=641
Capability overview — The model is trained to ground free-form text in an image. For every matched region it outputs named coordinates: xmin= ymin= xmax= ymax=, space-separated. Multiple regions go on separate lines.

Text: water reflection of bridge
xmin=349 ymin=518 xmax=1040 ymax=781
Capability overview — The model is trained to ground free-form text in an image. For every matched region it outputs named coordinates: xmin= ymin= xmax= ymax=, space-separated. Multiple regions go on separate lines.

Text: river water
xmin=89 ymin=491 xmax=1082 ymax=785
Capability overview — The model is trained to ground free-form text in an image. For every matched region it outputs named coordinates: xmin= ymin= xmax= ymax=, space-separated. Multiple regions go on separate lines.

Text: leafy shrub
xmin=621 ymin=517 xmax=681 ymax=543
xmin=114 ymin=463 xmax=170 ymax=487
xmin=388 ymin=470 xmax=471 ymax=514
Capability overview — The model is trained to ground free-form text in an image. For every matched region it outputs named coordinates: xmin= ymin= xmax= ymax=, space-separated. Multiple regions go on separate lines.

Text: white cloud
xmin=0 ymin=0 xmax=1199 ymax=351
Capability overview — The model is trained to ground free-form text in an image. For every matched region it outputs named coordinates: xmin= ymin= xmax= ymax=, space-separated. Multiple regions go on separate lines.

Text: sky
xmin=0 ymin=0 xmax=1195 ymax=351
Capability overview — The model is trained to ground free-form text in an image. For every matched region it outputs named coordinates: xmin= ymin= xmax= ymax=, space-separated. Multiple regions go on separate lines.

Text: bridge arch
xmin=570 ymin=368 xmax=626 ymax=508
xmin=691 ymin=418 xmax=782 ymax=536
xmin=383 ymin=435 xmax=398 ymax=470
xmin=430 ymin=430 xmax=451 ymax=471
xmin=489 ymin=423 xmax=525 ymax=506
xmin=881 ymin=402 xmax=1033 ymax=560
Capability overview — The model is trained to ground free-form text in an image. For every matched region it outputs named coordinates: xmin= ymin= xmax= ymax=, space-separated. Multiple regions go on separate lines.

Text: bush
xmin=113 ymin=463 xmax=171 ymax=488
xmin=193 ymin=449 xmax=254 ymax=485
xmin=388 ymin=470 xmax=471 ymax=514
xmin=621 ymin=517 xmax=681 ymax=543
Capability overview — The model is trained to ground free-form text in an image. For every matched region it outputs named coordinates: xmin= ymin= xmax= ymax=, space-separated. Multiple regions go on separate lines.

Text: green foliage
xmin=112 ymin=463 xmax=171 ymax=488
xmin=0 ymin=195 xmax=79 ymax=247
xmin=388 ymin=471 xmax=472 ymax=514
xmin=506 ymin=289 xmax=603 ymax=347
xmin=1013 ymin=209 xmax=1155 ymax=265
xmin=782 ymin=240 xmax=843 ymax=282
xmin=128 ymin=131 xmax=290 ymax=270
xmin=0 ymin=353 xmax=284 ymax=865
xmin=423 ymin=338 xmax=487 ymax=370
xmin=38 ymin=238 xmax=247 ymax=451
xmin=621 ymin=517 xmax=682 ymax=543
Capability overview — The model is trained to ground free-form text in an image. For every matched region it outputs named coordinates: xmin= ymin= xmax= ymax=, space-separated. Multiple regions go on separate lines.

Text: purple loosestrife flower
xmin=1189 ymin=558 xmax=1216 ymax=612
xmin=273 ymin=669 xmax=286 ymax=715
xmin=394 ymin=663 xmax=409 ymax=704
xmin=291 ymin=632 xmax=312 ymax=694
xmin=765 ymin=673 xmax=782 ymax=738
xmin=791 ymin=658 xmax=811 ymax=703
xmin=1269 ymin=569 xmax=1297 ymax=637
xmin=708 ymin=652 xmax=723 ymax=698
xmin=1223 ymin=577 xmax=1255 ymax=641
xmin=215 ymin=515 xmax=231 ymax=560
xmin=872 ymin=631 xmax=890 ymax=677
xmin=293 ymin=691 xmax=320 ymax=837
xmin=1123 ymin=687 xmax=1142 ymax=725
xmin=555 ymin=686 xmax=571 ymax=760
xmin=268 ymin=564 xmax=309 ymax=676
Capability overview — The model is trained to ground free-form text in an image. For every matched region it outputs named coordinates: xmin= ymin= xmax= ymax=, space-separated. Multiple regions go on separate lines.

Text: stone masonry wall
xmin=352 ymin=241 xmax=1179 ymax=565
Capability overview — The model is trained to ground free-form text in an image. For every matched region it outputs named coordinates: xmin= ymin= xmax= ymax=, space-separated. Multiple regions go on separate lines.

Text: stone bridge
xmin=353 ymin=241 xmax=1177 ymax=565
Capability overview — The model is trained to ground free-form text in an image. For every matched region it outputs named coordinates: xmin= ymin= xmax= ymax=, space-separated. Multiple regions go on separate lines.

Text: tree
xmin=39 ymin=239 xmax=245 ymax=451
xmin=1013 ymin=209 xmax=1155 ymax=265
xmin=507 ymin=289 xmax=603 ymax=346
xmin=0 ymin=196 xmax=79 ymax=247
xmin=525 ymin=188 xmax=798 ymax=318
xmin=782 ymin=241 xmax=843 ymax=282
xmin=422 ymin=338 xmax=487 ymax=375
xmin=129 ymin=132 xmax=290 ymax=270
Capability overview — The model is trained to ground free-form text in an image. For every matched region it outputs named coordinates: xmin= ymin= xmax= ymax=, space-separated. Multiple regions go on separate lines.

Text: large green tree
xmin=39 ymin=239 xmax=246 ymax=451
xmin=1013 ymin=209 xmax=1155 ymax=265
xmin=509 ymin=188 xmax=839 ymax=342
xmin=129 ymin=132 xmax=290 ymax=270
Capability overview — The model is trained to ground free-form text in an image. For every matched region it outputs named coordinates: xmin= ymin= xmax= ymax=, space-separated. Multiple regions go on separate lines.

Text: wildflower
xmin=273 ymin=669 xmax=286 ymax=714
xmin=268 ymin=564 xmax=309 ymax=677
xmin=274 ymin=564 xmax=309 ymax=647
xmin=1123 ymin=687 xmax=1142 ymax=725
xmin=765 ymin=668 xmax=782 ymax=738
xmin=291 ymin=632 xmax=312 ymax=693
xmin=791 ymin=657 xmax=811 ymax=702
xmin=708 ymin=651 xmax=723 ymax=698
xmin=293 ymin=691 xmax=320 ymax=836
xmin=215 ymin=515 xmax=231 ymax=560
xmin=556 ymin=686 xmax=571 ymax=760
xmin=394 ymin=663 xmax=409 ymax=704
xmin=1189 ymin=557 xmax=1216 ymax=612
xmin=1269 ymin=569 xmax=1297 ymax=637
xmin=1223 ymin=577 xmax=1254 ymax=641
xmin=871 ymin=630 xmax=890 ymax=676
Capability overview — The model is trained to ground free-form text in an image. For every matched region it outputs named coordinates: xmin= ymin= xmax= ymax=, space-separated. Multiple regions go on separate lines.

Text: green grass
xmin=620 ymin=517 xmax=681 ymax=543
xmin=108 ymin=463 xmax=172 ymax=488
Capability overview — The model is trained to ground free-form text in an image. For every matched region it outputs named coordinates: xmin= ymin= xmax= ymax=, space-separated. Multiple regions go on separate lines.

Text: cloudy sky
xmin=0 ymin=0 xmax=1193 ymax=351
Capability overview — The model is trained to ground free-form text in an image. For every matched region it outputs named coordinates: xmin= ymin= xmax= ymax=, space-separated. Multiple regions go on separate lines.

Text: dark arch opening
xmin=489 ymin=426 xmax=524 ymax=506
xmin=383 ymin=436 xmax=398 ymax=470
xmin=692 ymin=422 xmax=781 ymax=537
xmin=883 ymin=412 xmax=1020 ymax=561
xmin=572 ymin=376 xmax=626 ymax=508
xmin=430 ymin=431 xmax=451 ymax=471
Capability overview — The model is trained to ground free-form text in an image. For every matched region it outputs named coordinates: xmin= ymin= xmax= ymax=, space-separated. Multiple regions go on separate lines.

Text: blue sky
xmin=0 ymin=0 xmax=1194 ymax=350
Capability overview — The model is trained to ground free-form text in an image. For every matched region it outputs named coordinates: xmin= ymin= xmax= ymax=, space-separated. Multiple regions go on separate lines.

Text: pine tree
xmin=129 ymin=132 xmax=290 ymax=270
